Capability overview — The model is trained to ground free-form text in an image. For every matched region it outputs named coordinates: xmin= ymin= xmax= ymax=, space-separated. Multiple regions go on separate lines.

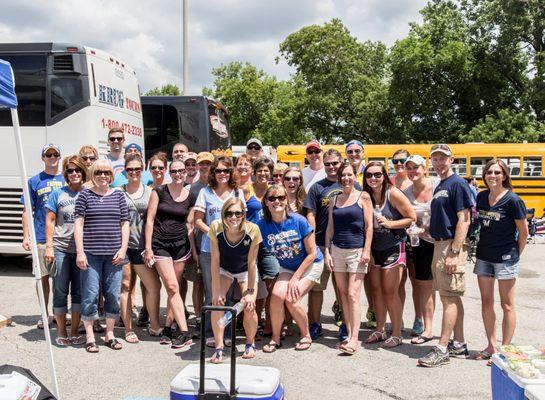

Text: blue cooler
xmin=170 ymin=305 xmax=284 ymax=400
xmin=491 ymin=354 xmax=545 ymax=400
xmin=527 ymin=386 xmax=545 ymax=400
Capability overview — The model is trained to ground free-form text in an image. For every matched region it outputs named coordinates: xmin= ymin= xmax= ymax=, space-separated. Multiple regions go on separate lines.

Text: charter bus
xmin=277 ymin=143 xmax=545 ymax=216
xmin=0 ymin=42 xmax=144 ymax=255
xmin=141 ymin=96 xmax=232 ymax=160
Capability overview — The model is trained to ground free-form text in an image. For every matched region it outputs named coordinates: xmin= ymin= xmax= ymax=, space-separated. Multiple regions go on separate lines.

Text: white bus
xmin=0 ymin=42 xmax=144 ymax=255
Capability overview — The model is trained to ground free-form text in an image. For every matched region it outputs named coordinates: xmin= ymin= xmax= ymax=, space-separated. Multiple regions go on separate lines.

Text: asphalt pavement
xmin=1 ymin=243 xmax=544 ymax=400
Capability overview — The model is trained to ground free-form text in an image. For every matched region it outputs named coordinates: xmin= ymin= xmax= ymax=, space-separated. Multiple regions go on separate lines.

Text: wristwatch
xmin=450 ymin=247 xmax=460 ymax=255
xmin=245 ymin=288 xmax=255 ymax=294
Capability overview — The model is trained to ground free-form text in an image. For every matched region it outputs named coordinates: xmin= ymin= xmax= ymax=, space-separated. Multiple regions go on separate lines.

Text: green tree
xmin=145 ymin=84 xmax=181 ymax=96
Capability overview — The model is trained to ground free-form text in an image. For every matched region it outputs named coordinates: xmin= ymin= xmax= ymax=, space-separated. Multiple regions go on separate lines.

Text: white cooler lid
xmin=527 ymin=385 xmax=545 ymax=400
xmin=170 ymin=363 xmax=280 ymax=396
xmin=492 ymin=354 xmax=545 ymax=386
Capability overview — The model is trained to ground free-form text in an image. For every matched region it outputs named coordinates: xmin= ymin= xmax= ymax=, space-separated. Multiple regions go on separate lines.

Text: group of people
xmin=22 ymin=131 xmax=529 ymax=367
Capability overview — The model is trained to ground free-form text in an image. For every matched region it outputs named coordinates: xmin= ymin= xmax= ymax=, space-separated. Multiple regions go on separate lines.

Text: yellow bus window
xmin=428 ymin=158 xmax=465 ymax=176
xmin=523 ymin=157 xmax=542 ymax=177
xmin=470 ymin=157 xmax=493 ymax=176
xmin=499 ymin=157 xmax=521 ymax=176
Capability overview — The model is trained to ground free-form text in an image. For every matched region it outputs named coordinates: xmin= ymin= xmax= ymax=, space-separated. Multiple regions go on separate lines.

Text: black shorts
xmin=408 ymin=239 xmax=434 ymax=281
xmin=152 ymin=238 xmax=191 ymax=262
xmin=372 ymin=242 xmax=406 ymax=269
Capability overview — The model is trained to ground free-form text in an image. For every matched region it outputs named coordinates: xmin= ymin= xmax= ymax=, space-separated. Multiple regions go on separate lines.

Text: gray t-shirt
xmin=45 ymin=187 xmax=81 ymax=253
xmin=122 ymin=185 xmax=151 ymax=250
xmin=402 ymin=178 xmax=440 ymax=243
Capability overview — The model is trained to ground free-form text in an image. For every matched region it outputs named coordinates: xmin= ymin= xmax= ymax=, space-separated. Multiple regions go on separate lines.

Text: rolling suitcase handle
xmin=198 ymin=305 xmax=238 ymax=400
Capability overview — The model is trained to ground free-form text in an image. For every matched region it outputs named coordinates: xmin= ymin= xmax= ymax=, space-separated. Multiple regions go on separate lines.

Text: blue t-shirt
xmin=257 ymin=213 xmax=323 ymax=272
xmin=111 ymin=170 xmax=153 ymax=188
xmin=20 ymin=172 xmax=65 ymax=243
xmin=303 ymin=178 xmax=361 ymax=246
xmin=429 ymin=174 xmax=473 ymax=240
xmin=476 ymin=190 xmax=526 ymax=263
xmin=246 ymin=195 xmax=263 ymax=223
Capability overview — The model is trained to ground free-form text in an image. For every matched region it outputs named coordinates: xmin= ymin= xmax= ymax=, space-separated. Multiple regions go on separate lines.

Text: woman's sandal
xmin=210 ymin=348 xmax=224 ymax=364
xmin=85 ymin=342 xmax=99 ymax=353
xmin=365 ymin=330 xmax=387 ymax=344
xmin=148 ymin=327 xmax=163 ymax=337
xmin=340 ymin=343 xmax=358 ymax=355
xmin=71 ymin=335 xmax=85 ymax=346
xmin=294 ymin=337 xmax=312 ymax=351
xmin=382 ymin=336 xmax=403 ymax=349
xmin=55 ymin=337 xmax=71 ymax=347
xmin=242 ymin=343 xmax=257 ymax=359
xmin=263 ymin=340 xmax=282 ymax=353
xmin=472 ymin=350 xmax=494 ymax=361
xmin=410 ymin=335 xmax=434 ymax=345
xmin=105 ymin=338 xmax=123 ymax=350
xmin=125 ymin=331 xmax=139 ymax=344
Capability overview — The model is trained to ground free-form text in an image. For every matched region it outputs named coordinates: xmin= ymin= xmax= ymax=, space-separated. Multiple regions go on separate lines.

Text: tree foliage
xmin=145 ymin=84 xmax=181 ymax=96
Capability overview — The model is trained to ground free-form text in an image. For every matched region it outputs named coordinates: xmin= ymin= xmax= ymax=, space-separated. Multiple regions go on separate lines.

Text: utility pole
xmin=182 ymin=0 xmax=189 ymax=95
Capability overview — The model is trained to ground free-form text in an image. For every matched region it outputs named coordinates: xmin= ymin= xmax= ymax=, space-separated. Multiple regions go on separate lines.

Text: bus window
xmin=179 ymin=103 xmax=205 ymax=152
xmin=523 ymin=157 xmax=542 ymax=177
xmin=452 ymin=158 xmax=467 ymax=176
xmin=50 ymin=77 xmax=84 ymax=118
xmin=470 ymin=157 xmax=493 ymax=176
xmin=500 ymin=157 xmax=521 ymax=177
xmin=143 ymin=104 xmax=162 ymax=156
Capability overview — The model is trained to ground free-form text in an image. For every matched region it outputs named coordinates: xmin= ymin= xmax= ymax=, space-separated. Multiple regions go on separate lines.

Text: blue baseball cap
xmin=345 ymin=140 xmax=364 ymax=149
xmin=125 ymin=143 xmax=142 ymax=154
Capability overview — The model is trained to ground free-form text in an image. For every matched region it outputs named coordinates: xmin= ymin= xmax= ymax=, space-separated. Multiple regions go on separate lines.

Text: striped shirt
xmin=75 ymin=188 xmax=129 ymax=255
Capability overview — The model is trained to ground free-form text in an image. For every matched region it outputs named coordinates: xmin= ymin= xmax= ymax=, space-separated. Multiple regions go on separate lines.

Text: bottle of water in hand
xmin=408 ymin=222 xmax=420 ymax=247
xmin=217 ymin=300 xmax=246 ymax=328
xmin=373 ymin=205 xmax=382 ymax=230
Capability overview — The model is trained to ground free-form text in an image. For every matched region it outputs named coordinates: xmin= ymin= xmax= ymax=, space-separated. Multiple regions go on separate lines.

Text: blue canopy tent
xmin=0 ymin=58 xmax=60 ymax=399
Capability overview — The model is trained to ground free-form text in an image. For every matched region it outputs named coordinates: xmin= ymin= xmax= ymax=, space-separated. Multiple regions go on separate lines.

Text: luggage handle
xmin=199 ymin=305 xmax=238 ymax=400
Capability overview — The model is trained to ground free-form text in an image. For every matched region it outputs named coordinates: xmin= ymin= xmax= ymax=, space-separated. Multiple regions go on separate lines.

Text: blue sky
xmin=0 ymin=0 xmax=426 ymax=94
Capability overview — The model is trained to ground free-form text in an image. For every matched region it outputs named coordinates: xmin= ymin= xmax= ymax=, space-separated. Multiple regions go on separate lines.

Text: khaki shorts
xmin=432 ymin=239 xmax=468 ymax=297
xmin=331 ymin=245 xmax=368 ymax=274
xmin=279 ymin=261 xmax=324 ymax=284
xmin=37 ymin=243 xmax=56 ymax=277
xmin=311 ymin=246 xmax=330 ymax=291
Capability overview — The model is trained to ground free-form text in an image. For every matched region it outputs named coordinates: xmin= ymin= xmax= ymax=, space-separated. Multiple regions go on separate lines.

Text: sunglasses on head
xmin=225 ymin=210 xmax=244 ymax=218
xmin=324 ymin=161 xmax=340 ymax=167
xmin=45 ymin=153 xmax=60 ymax=158
xmin=109 ymin=136 xmax=124 ymax=142
xmin=392 ymin=158 xmax=407 ymax=165
xmin=126 ymin=167 xmax=142 ymax=173
xmin=346 ymin=149 xmax=361 ymax=155
xmin=215 ymin=168 xmax=232 ymax=174
xmin=170 ymin=168 xmax=186 ymax=174
xmin=365 ymin=172 xmax=383 ymax=179
xmin=247 ymin=144 xmax=261 ymax=151
xmin=485 ymin=170 xmax=502 ymax=176
xmin=150 ymin=165 xmax=165 ymax=171
xmin=81 ymin=156 xmax=97 ymax=162
xmin=306 ymin=149 xmax=321 ymax=155
xmin=283 ymin=176 xmax=300 ymax=182
xmin=94 ymin=170 xmax=111 ymax=176
xmin=66 ymin=168 xmax=82 ymax=174
xmin=267 ymin=195 xmax=286 ymax=202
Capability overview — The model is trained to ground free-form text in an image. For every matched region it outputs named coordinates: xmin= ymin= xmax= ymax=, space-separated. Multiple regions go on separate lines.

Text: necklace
xmin=271 ymin=217 xmax=285 ymax=235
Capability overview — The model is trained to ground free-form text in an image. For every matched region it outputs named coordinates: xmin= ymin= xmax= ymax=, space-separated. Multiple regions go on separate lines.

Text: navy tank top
xmin=332 ymin=195 xmax=365 ymax=249
xmin=372 ymin=189 xmax=406 ymax=251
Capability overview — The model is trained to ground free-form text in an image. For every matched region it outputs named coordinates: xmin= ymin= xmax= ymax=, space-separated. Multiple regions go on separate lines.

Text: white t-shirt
xmin=302 ymin=166 xmax=326 ymax=191
xmin=105 ymin=153 xmax=125 ymax=176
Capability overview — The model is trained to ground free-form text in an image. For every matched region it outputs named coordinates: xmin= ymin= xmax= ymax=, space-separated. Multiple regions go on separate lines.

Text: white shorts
xmin=219 ymin=267 xmax=258 ymax=283
xmin=278 ymin=261 xmax=324 ymax=284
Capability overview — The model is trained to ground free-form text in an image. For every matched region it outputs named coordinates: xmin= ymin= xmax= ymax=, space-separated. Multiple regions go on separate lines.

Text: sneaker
xmin=172 ymin=331 xmax=193 ymax=349
xmin=192 ymin=320 xmax=201 ymax=340
xmin=448 ymin=340 xmax=470 ymax=358
xmin=339 ymin=324 xmax=348 ymax=342
xmin=160 ymin=327 xmax=172 ymax=345
xmin=367 ymin=309 xmax=377 ymax=329
xmin=411 ymin=318 xmax=424 ymax=336
xmin=309 ymin=322 xmax=323 ymax=341
xmin=418 ymin=347 xmax=450 ymax=367
xmin=171 ymin=322 xmax=179 ymax=334
xmin=136 ymin=307 xmax=149 ymax=328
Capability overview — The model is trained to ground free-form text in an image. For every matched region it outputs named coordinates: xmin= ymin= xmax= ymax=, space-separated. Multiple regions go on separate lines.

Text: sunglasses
xmin=273 ymin=173 xmax=284 ymax=178
xmin=225 ymin=210 xmax=244 ymax=218
xmin=247 ymin=145 xmax=261 ymax=151
xmin=283 ymin=176 xmax=300 ymax=182
xmin=150 ymin=165 xmax=165 ymax=171
xmin=45 ymin=153 xmax=60 ymax=158
xmin=170 ymin=168 xmax=187 ymax=174
xmin=365 ymin=172 xmax=384 ymax=179
xmin=66 ymin=168 xmax=82 ymax=174
xmin=81 ymin=156 xmax=97 ymax=162
xmin=215 ymin=168 xmax=232 ymax=174
xmin=267 ymin=195 xmax=287 ymax=202
xmin=94 ymin=170 xmax=111 ymax=176
xmin=485 ymin=170 xmax=503 ymax=176
xmin=346 ymin=149 xmax=361 ymax=155
xmin=109 ymin=136 xmax=124 ymax=142
xmin=126 ymin=167 xmax=142 ymax=173
xmin=392 ymin=158 xmax=407 ymax=165
xmin=324 ymin=161 xmax=340 ymax=167
xmin=306 ymin=149 xmax=321 ymax=155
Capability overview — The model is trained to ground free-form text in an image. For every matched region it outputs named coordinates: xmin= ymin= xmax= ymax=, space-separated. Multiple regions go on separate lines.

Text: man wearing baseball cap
xmin=418 ymin=144 xmax=473 ymax=367
xmin=302 ymin=139 xmax=326 ymax=191
xmin=182 ymin=152 xmax=200 ymax=186
xmin=246 ymin=138 xmax=263 ymax=163
xmin=21 ymin=143 xmax=65 ymax=329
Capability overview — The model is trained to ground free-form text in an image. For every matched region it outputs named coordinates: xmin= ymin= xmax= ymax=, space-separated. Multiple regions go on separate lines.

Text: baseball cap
xmin=125 ymin=143 xmax=143 ymax=154
xmin=305 ymin=140 xmax=322 ymax=151
xmin=346 ymin=140 xmax=364 ymax=149
xmin=404 ymin=155 xmax=426 ymax=167
xmin=182 ymin=152 xmax=198 ymax=162
xmin=42 ymin=143 xmax=60 ymax=157
xmin=430 ymin=144 xmax=452 ymax=157
xmin=196 ymin=152 xmax=214 ymax=164
xmin=246 ymin=138 xmax=263 ymax=148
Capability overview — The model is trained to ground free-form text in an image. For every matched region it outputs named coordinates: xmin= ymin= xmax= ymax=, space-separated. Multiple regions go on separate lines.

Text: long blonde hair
xmin=221 ymin=197 xmax=246 ymax=233
xmin=282 ymin=167 xmax=306 ymax=214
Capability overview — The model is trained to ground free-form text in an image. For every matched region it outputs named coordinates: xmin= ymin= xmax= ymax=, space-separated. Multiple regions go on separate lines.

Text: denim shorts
xmin=474 ymin=258 xmax=519 ymax=280
xmin=258 ymin=245 xmax=279 ymax=280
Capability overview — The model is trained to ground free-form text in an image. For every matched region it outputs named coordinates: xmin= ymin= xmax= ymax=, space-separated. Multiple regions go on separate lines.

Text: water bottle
xmin=373 ymin=205 xmax=382 ymax=230
xmin=217 ymin=300 xmax=246 ymax=328
xmin=408 ymin=222 xmax=420 ymax=247
xmin=422 ymin=211 xmax=430 ymax=228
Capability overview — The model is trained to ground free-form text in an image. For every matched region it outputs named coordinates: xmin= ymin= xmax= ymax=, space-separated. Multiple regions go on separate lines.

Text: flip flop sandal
xmin=365 ymin=330 xmax=387 ymax=344
xmin=335 ymin=339 xmax=349 ymax=350
xmin=55 ymin=337 xmax=71 ymax=347
xmin=340 ymin=344 xmax=358 ymax=355
xmin=242 ymin=343 xmax=257 ymax=359
xmin=295 ymin=338 xmax=312 ymax=351
xmin=105 ymin=338 xmax=123 ymax=350
xmin=382 ymin=336 xmax=403 ymax=349
xmin=85 ymin=342 xmax=99 ymax=353
xmin=472 ymin=350 xmax=493 ymax=361
xmin=71 ymin=335 xmax=86 ymax=346
xmin=411 ymin=335 xmax=434 ymax=345
xmin=37 ymin=319 xmax=44 ymax=330
xmin=263 ymin=341 xmax=282 ymax=353
xmin=210 ymin=348 xmax=224 ymax=364
xmin=125 ymin=331 xmax=139 ymax=344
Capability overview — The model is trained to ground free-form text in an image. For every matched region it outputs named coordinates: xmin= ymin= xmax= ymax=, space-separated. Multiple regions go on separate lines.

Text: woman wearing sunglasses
xmin=194 ymin=156 xmax=246 ymax=347
xmin=44 ymin=155 xmax=87 ymax=346
xmin=118 ymin=154 xmax=162 ymax=343
xmin=78 ymin=145 xmax=98 ymax=188
xmin=144 ymin=159 xmax=197 ymax=348
xmin=148 ymin=152 xmax=169 ymax=189
xmin=282 ymin=167 xmax=306 ymax=214
xmin=273 ymin=163 xmax=289 ymax=185
xmin=209 ymin=198 xmax=260 ymax=363
xmin=74 ymin=159 xmax=130 ymax=353
xmin=323 ymin=162 xmax=373 ymax=354
xmin=363 ymin=162 xmax=415 ymax=348
xmin=258 ymin=185 xmax=324 ymax=353
xmin=472 ymin=159 xmax=528 ymax=362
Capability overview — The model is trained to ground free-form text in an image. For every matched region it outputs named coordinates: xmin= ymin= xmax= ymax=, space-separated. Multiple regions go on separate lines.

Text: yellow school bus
xmin=277 ymin=143 xmax=545 ymax=216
